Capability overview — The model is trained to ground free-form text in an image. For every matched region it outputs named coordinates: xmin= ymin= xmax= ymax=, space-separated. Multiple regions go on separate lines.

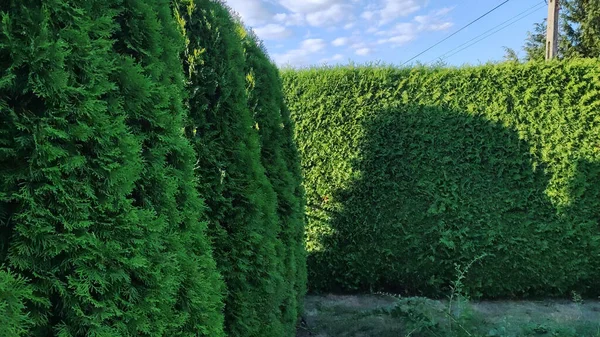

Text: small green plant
xmin=387 ymin=297 xmax=444 ymax=336
xmin=571 ymin=290 xmax=584 ymax=304
xmin=374 ymin=254 xmax=490 ymax=336
xmin=446 ymin=254 xmax=488 ymax=335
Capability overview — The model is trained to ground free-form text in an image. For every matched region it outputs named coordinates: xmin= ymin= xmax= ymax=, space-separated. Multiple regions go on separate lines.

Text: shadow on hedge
xmin=308 ymin=104 xmax=600 ymax=299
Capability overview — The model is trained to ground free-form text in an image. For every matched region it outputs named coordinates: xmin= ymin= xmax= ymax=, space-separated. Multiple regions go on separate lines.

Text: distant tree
xmin=502 ymin=47 xmax=521 ymax=62
xmin=562 ymin=0 xmax=600 ymax=57
xmin=523 ymin=0 xmax=600 ymax=61
xmin=523 ymin=20 xmax=548 ymax=61
xmin=430 ymin=59 xmax=449 ymax=68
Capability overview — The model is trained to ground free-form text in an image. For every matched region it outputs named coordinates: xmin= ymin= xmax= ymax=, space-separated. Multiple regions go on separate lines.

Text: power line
xmin=430 ymin=1 xmax=545 ymax=63
xmin=401 ymin=0 xmax=512 ymax=65
xmin=434 ymin=2 xmax=546 ymax=62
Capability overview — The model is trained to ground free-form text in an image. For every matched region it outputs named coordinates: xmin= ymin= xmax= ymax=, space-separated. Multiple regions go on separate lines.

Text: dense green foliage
xmin=240 ymin=29 xmax=307 ymax=332
xmin=0 ymin=269 xmax=32 ymax=337
xmin=283 ymin=60 xmax=600 ymax=298
xmin=111 ymin=1 xmax=225 ymax=335
xmin=0 ymin=0 xmax=224 ymax=335
xmin=175 ymin=1 xmax=305 ymax=336
xmin=562 ymin=0 xmax=600 ymax=57
xmin=523 ymin=0 xmax=600 ymax=61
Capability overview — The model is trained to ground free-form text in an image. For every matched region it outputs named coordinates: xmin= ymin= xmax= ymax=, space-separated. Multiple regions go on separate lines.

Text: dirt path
xmin=298 ymin=295 xmax=600 ymax=337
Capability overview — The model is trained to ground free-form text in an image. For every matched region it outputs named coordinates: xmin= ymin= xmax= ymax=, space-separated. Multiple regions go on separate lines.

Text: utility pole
xmin=546 ymin=0 xmax=560 ymax=60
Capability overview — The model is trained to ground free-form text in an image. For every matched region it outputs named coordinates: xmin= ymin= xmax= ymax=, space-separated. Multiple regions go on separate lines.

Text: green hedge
xmin=176 ymin=1 xmax=304 ymax=336
xmin=0 ymin=0 xmax=224 ymax=335
xmin=0 ymin=269 xmax=33 ymax=337
xmin=283 ymin=60 xmax=600 ymax=298
xmin=112 ymin=1 xmax=225 ymax=335
xmin=240 ymin=29 xmax=307 ymax=333
xmin=1 ymin=0 xmax=305 ymax=335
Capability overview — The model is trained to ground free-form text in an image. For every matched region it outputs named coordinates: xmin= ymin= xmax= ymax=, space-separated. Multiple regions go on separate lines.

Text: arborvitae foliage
xmin=175 ymin=1 xmax=292 ymax=336
xmin=239 ymin=29 xmax=307 ymax=333
xmin=0 ymin=0 xmax=224 ymax=335
xmin=111 ymin=0 xmax=225 ymax=335
xmin=0 ymin=1 xmax=144 ymax=334
xmin=283 ymin=61 xmax=600 ymax=298
xmin=0 ymin=269 xmax=33 ymax=337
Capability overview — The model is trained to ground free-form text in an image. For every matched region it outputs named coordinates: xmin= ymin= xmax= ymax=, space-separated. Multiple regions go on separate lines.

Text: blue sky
xmin=223 ymin=0 xmax=548 ymax=67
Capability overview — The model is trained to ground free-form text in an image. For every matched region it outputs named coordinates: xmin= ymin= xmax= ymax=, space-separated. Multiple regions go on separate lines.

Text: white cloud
xmin=278 ymin=0 xmax=344 ymax=14
xmin=253 ymin=23 xmax=293 ymax=40
xmin=414 ymin=7 xmax=454 ymax=31
xmin=344 ymin=22 xmax=356 ymax=30
xmin=361 ymin=0 xmax=425 ymax=25
xmin=274 ymin=12 xmax=305 ymax=26
xmin=387 ymin=22 xmax=417 ymax=36
xmin=349 ymin=41 xmax=374 ymax=56
xmin=355 ymin=47 xmax=371 ymax=56
xmin=425 ymin=22 xmax=453 ymax=31
xmin=319 ymin=53 xmax=345 ymax=64
xmin=351 ymin=41 xmax=365 ymax=49
xmin=416 ymin=7 xmax=453 ymax=21
xmin=380 ymin=0 xmax=423 ymax=23
xmin=361 ymin=11 xmax=376 ymax=20
xmin=373 ymin=8 xmax=454 ymax=46
xmin=306 ymin=4 xmax=353 ymax=26
xmin=225 ymin=0 xmax=272 ymax=26
xmin=303 ymin=38 xmax=327 ymax=52
xmin=273 ymin=38 xmax=327 ymax=66
xmin=224 ymin=0 xmax=456 ymax=66
xmin=377 ymin=35 xmax=414 ymax=46
xmin=332 ymin=37 xmax=349 ymax=47
xmin=273 ymin=0 xmax=358 ymax=28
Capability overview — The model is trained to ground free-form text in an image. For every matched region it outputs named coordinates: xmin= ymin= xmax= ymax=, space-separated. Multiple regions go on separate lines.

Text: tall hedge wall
xmin=1 ymin=0 xmax=305 ymax=335
xmin=112 ymin=1 xmax=225 ymax=335
xmin=282 ymin=60 xmax=600 ymax=298
xmin=239 ymin=30 xmax=307 ymax=332
xmin=0 ymin=0 xmax=224 ymax=335
xmin=175 ymin=1 xmax=305 ymax=336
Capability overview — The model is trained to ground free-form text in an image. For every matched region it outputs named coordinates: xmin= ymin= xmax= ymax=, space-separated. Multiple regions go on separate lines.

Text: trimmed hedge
xmin=1 ymin=0 xmax=306 ymax=335
xmin=239 ymin=29 xmax=307 ymax=333
xmin=0 ymin=0 xmax=224 ymax=335
xmin=176 ymin=1 xmax=305 ymax=336
xmin=283 ymin=60 xmax=600 ymax=298
xmin=112 ymin=1 xmax=225 ymax=335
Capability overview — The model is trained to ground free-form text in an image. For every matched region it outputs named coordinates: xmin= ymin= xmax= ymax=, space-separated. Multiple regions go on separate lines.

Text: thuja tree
xmin=0 ymin=0 xmax=143 ymax=334
xmin=239 ymin=28 xmax=307 ymax=333
xmin=0 ymin=269 xmax=33 ymax=337
xmin=175 ymin=0 xmax=286 ymax=336
xmin=111 ymin=0 xmax=225 ymax=335
xmin=0 ymin=0 xmax=224 ymax=335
